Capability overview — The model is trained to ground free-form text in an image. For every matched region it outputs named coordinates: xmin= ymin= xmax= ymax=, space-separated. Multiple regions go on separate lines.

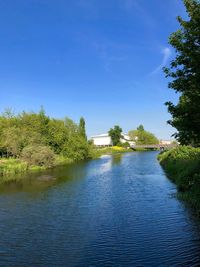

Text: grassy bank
xmin=158 ymin=146 xmax=200 ymax=214
xmin=0 ymin=147 xmax=128 ymax=182
xmin=0 ymin=155 xmax=74 ymax=183
xmin=91 ymin=146 xmax=155 ymax=158
xmin=91 ymin=146 xmax=132 ymax=158
xmin=0 ymin=146 xmax=154 ymax=183
xmin=0 ymin=158 xmax=28 ymax=178
xmin=0 ymin=108 xmax=92 ymax=182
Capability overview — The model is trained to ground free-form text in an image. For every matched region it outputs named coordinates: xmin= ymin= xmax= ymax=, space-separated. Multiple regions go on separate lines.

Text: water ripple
xmin=0 ymin=151 xmax=200 ymax=266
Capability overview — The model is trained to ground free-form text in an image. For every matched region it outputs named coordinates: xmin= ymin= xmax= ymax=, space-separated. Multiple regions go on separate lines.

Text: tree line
xmin=129 ymin=125 xmax=159 ymax=145
xmin=108 ymin=124 xmax=159 ymax=146
xmin=164 ymin=0 xmax=200 ymax=146
xmin=0 ymin=108 xmax=91 ymax=167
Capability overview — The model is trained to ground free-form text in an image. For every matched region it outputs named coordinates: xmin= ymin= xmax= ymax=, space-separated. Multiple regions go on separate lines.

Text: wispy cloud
xmin=149 ymin=47 xmax=172 ymax=76
xmin=93 ymin=41 xmax=127 ymax=72
xmin=75 ymin=30 xmax=129 ymax=72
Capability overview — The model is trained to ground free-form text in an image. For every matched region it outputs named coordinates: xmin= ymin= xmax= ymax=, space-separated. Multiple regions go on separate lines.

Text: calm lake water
xmin=0 ymin=151 xmax=200 ymax=266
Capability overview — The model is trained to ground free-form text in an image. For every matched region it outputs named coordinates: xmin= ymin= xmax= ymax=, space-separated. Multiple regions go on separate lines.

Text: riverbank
xmin=92 ymin=146 xmax=156 ymax=158
xmin=0 ymin=147 xmax=129 ymax=182
xmin=0 ymin=146 xmax=157 ymax=183
xmin=91 ymin=146 xmax=133 ymax=157
xmin=158 ymin=146 xmax=200 ymax=214
xmin=0 ymin=155 xmax=73 ymax=183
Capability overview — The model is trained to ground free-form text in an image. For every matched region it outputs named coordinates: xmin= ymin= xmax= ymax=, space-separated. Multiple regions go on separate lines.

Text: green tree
xmin=164 ymin=0 xmax=200 ymax=146
xmin=137 ymin=125 xmax=144 ymax=131
xmin=0 ymin=108 xmax=91 ymax=163
xmin=78 ymin=117 xmax=87 ymax=140
xmin=129 ymin=126 xmax=159 ymax=145
xmin=1 ymin=126 xmax=22 ymax=157
xmin=47 ymin=119 xmax=67 ymax=153
xmin=20 ymin=110 xmax=49 ymax=145
xmin=108 ymin=125 xmax=122 ymax=146
xmin=64 ymin=117 xmax=78 ymax=136
xmin=62 ymin=134 xmax=90 ymax=161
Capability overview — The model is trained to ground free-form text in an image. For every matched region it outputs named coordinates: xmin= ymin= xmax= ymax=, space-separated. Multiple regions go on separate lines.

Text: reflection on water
xmin=0 ymin=152 xmax=200 ymax=266
xmin=92 ymin=154 xmax=122 ymax=176
xmin=98 ymin=155 xmax=112 ymax=174
xmin=0 ymin=162 xmax=88 ymax=194
xmin=112 ymin=153 xmax=122 ymax=165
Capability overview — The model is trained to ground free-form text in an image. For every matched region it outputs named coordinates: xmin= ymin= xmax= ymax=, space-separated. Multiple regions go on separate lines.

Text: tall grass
xmin=158 ymin=146 xmax=200 ymax=214
xmin=54 ymin=155 xmax=73 ymax=165
xmin=0 ymin=158 xmax=28 ymax=182
xmin=0 ymin=155 xmax=73 ymax=183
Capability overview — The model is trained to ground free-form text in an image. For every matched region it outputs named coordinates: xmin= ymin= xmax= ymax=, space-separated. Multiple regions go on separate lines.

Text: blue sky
xmin=0 ymin=0 xmax=186 ymax=139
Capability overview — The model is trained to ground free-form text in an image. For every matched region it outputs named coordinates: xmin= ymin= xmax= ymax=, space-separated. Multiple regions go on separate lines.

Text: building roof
xmin=91 ymin=133 xmax=109 ymax=138
xmin=91 ymin=133 xmax=131 ymax=140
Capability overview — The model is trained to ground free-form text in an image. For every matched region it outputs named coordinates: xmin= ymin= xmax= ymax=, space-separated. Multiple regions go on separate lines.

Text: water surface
xmin=0 ymin=151 xmax=200 ymax=266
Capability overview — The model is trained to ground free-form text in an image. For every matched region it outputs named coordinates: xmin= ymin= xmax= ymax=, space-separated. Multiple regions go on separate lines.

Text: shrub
xmin=158 ymin=146 xmax=200 ymax=192
xmin=158 ymin=146 xmax=200 ymax=214
xmin=112 ymin=146 xmax=125 ymax=151
xmin=21 ymin=145 xmax=55 ymax=168
xmin=62 ymin=135 xmax=90 ymax=162
xmin=118 ymin=142 xmax=130 ymax=148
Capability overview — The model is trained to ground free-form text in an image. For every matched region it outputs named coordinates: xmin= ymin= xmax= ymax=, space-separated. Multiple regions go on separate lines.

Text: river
xmin=0 ymin=151 xmax=200 ymax=266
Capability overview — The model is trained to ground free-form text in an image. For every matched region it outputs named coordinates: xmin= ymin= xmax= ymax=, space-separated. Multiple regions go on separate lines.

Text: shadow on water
xmin=0 ymin=153 xmax=123 ymax=194
xmin=0 ymin=161 xmax=89 ymax=194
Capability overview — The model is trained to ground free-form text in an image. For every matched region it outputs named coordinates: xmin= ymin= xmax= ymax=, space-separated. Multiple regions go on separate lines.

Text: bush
xmin=21 ymin=145 xmax=55 ymax=168
xmin=158 ymin=146 xmax=200 ymax=190
xmin=118 ymin=142 xmax=130 ymax=148
xmin=158 ymin=146 xmax=200 ymax=213
xmin=62 ymin=135 xmax=90 ymax=162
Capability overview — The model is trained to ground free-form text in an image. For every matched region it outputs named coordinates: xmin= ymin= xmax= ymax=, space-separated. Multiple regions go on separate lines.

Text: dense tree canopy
xmin=0 ymin=109 xmax=91 ymax=165
xmin=108 ymin=125 xmax=122 ymax=146
xmin=164 ymin=0 xmax=200 ymax=146
xmin=129 ymin=125 xmax=159 ymax=145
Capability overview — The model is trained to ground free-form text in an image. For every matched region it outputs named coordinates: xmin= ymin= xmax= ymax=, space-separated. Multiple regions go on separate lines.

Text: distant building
xmin=91 ymin=133 xmax=136 ymax=147
xmin=159 ymin=140 xmax=173 ymax=145
xmin=91 ymin=134 xmax=112 ymax=147
xmin=120 ymin=134 xmax=136 ymax=147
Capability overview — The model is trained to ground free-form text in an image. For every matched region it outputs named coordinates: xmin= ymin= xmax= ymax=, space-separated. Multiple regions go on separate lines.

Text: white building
xmin=91 ymin=133 xmax=136 ymax=147
xmin=159 ymin=140 xmax=173 ymax=145
xmin=91 ymin=134 xmax=112 ymax=146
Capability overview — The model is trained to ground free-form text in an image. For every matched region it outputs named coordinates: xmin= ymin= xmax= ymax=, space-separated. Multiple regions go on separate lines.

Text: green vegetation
xmin=108 ymin=125 xmax=122 ymax=146
xmin=0 ymin=158 xmax=28 ymax=177
xmin=21 ymin=145 xmax=55 ymax=168
xmin=92 ymin=146 xmax=131 ymax=158
xmin=158 ymin=146 xmax=200 ymax=214
xmin=129 ymin=125 xmax=159 ymax=145
xmin=159 ymin=1 xmax=200 ymax=214
xmin=92 ymin=145 xmax=151 ymax=158
xmin=118 ymin=142 xmax=130 ymax=148
xmin=0 ymin=108 xmax=92 ymax=179
xmin=78 ymin=117 xmax=87 ymax=140
xmin=163 ymin=0 xmax=200 ymax=146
